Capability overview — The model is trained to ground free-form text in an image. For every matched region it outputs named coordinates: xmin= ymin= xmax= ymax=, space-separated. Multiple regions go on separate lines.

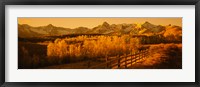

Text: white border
xmin=5 ymin=5 xmax=195 ymax=82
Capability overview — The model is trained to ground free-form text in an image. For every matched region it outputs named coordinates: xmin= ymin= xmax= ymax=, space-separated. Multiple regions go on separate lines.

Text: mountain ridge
xmin=18 ymin=21 xmax=182 ymax=38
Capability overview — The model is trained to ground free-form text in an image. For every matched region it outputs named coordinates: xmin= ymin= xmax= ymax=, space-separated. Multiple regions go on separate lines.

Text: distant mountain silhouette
xmin=90 ymin=22 xmax=114 ymax=34
xmin=18 ymin=21 xmax=182 ymax=38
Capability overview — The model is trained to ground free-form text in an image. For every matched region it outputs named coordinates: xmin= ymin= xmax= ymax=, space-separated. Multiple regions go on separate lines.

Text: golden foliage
xmin=47 ymin=35 xmax=141 ymax=61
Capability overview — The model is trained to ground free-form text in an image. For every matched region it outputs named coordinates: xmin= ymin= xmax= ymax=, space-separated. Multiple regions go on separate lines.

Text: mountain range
xmin=18 ymin=21 xmax=182 ymax=38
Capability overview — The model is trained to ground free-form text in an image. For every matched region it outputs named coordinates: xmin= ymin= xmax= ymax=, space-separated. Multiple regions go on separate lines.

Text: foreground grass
xmin=129 ymin=43 xmax=182 ymax=69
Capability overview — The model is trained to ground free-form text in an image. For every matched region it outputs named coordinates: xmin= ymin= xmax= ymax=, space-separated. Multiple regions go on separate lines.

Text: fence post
xmin=139 ymin=50 xmax=141 ymax=62
xmin=142 ymin=50 xmax=144 ymax=60
xmin=106 ymin=56 xmax=109 ymax=69
xmin=141 ymin=50 xmax=143 ymax=60
xmin=147 ymin=49 xmax=149 ymax=57
xmin=147 ymin=49 xmax=150 ymax=57
xmin=134 ymin=51 xmax=137 ymax=63
xmin=118 ymin=55 xmax=120 ymax=68
xmin=146 ymin=49 xmax=148 ymax=58
xmin=142 ymin=50 xmax=145 ymax=59
xmin=145 ymin=49 xmax=146 ymax=58
xmin=144 ymin=49 xmax=146 ymax=58
xmin=131 ymin=50 xmax=132 ymax=67
xmin=138 ymin=50 xmax=141 ymax=61
xmin=87 ymin=61 xmax=90 ymax=68
xmin=125 ymin=53 xmax=127 ymax=68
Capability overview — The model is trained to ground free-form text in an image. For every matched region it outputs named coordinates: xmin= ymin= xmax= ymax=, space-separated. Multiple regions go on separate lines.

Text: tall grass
xmin=146 ymin=43 xmax=182 ymax=68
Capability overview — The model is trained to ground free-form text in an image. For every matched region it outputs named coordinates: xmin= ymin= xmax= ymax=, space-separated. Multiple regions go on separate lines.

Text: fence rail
xmin=89 ymin=47 xmax=150 ymax=69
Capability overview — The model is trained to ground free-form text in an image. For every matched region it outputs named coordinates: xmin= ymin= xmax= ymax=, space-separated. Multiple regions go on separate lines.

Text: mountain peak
xmin=142 ymin=21 xmax=155 ymax=26
xmin=102 ymin=22 xmax=110 ymax=27
xmin=19 ymin=24 xmax=31 ymax=29
xmin=144 ymin=21 xmax=151 ymax=24
xmin=47 ymin=24 xmax=54 ymax=27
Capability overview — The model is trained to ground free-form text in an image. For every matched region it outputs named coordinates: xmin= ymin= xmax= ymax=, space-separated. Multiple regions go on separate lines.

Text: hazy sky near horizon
xmin=18 ymin=17 xmax=182 ymax=28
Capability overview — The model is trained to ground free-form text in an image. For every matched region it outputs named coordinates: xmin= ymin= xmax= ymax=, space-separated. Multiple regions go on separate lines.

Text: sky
xmin=18 ymin=17 xmax=182 ymax=28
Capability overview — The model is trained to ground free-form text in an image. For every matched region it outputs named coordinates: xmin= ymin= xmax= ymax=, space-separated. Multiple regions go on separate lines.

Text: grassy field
xmin=129 ymin=44 xmax=182 ymax=69
xmin=18 ymin=34 xmax=182 ymax=69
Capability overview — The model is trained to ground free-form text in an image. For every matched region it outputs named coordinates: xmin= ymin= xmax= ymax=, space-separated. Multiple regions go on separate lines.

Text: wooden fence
xmin=89 ymin=47 xmax=150 ymax=69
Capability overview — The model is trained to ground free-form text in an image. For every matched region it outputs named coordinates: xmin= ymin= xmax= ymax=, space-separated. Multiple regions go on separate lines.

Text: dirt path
xmin=40 ymin=60 xmax=103 ymax=69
